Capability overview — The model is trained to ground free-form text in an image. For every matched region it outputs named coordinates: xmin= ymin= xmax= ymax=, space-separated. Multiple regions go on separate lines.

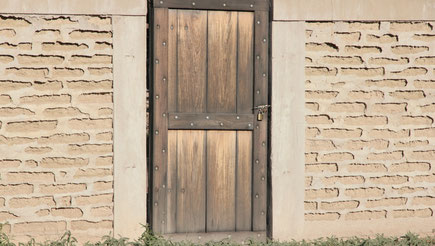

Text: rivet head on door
xmin=155 ymin=166 xmax=159 ymax=171
xmin=190 ymin=122 xmax=194 ymax=126
xmin=263 ymin=38 xmax=267 ymax=43
xmin=263 ymin=73 xmax=267 ymax=77
xmin=162 ymin=113 xmax=166 ymax=117
xmin=248 ymin=123 xmax=252 ymax=127
xmin=155 ymin=130 xmax=159 ymax=135
xmin=222 ymin=3 xmax=226 ymax=6
xmin=155 ymin=95 xmax=159 ymax=99
xmin=261 ymin=176 xmax=265 ymax=181
xmin=256 ymin=55 xmax=260 ymax=59
xmin=236 ymin=116 xmax=240 ymax=120
xmin=255 ymin=159 xmax=259 ymax=164
xmin=162 ymin=41 xmax=166 ymax=46
xmin=220 ymin=122 xmax=224 ymax=126
xmin=261 ymin=211 xmax=265 ymax=215
xmin=257 ymin=20 xmax=261 ymax=25
xmin=192 ymin=2 xmax=196 ymax=6
xmin=154 ymin=202 xmax=158 ymax=206
xmin=250 ymin=4 xmax=254 ymax=7
xmin=159 ymin=0 xmax=163 ymax=4
xmin=170 ymin=25 xmax=174 ymax=30
xmin=174 ymin=115 xmax=179 ymax=119
xmin=255 ymin=194 xmax=259 ymax=198
xmin=162 ymin=77 xmax=167 ymax=82
xmin=205 ymin=116 xmax=210 ymax=120
xmin=155 ymin=59 xmax=159 ymax=64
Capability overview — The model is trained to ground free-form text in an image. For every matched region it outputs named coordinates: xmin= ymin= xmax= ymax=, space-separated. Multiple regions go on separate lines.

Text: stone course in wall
xmin=305 ymin=21 xmax=435 ymax=221
xmin=0 ymin=15 xmax=113 ymax=242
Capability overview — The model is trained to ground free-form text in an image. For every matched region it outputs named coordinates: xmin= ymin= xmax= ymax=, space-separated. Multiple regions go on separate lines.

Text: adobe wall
xmin=272 ymin=0 xmax=435 ymax=240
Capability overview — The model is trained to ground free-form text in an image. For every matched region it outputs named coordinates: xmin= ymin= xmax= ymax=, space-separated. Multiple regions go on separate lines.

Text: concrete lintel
xmin=0 ymin=0 xmax=147 ymax=16
xmin=113 ymin=16 xmax=148 ymax=239
xmin=274 ymin=0 xmax=435 ymax=21
xmin=271 ymin=21 xmax=306 ymax=240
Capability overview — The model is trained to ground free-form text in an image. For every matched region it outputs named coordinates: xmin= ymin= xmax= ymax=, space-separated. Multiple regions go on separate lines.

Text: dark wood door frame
xmin=149 ymin=0 xmax=271 ymax=238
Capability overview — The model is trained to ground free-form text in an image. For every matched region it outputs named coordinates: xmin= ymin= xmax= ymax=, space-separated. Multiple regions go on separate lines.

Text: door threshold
xmin=163 ymin=231 xmax=267 ymax=244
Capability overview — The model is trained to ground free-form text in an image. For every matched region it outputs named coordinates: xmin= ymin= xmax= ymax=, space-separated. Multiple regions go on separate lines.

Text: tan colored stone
xmin=409 ymin=150 xmax=435 ymax=160
xmin=414 ymin=80 xmax=435 ymax=89
xmin=394 ymin=140 xmax=429 ymax=148
xmin=305 ymin=188 xmax=339 ymax=200
xmin=370 ymin=175 xmax=408 ymax=185
xmin=98 ymin=108 xmax=113 ymax=116
xmin=14 ymin=221 xmax=66 ymax=234
xmin=366 ymin=197 xmax=407 ymax=208
xmin=369 ymin=57 xmax=408 ymax=65
xmin=306 ymin=127 xmax=320 ymax=138
xmin=94 ymin=42 xmax=112 ymax=50
xmin=52 ymin=68 xmax=84 ymax=77
xmin=17 ymin=55 xmax=64 ymax=65
xmin=40 ymin=157 xmax=88 ymax=168
xmin=321 ymin=128 xmax=362 ymax=138
xmin=6 ymin=172 xmax=55 ymax=183
xmin=413 ymin=34 xmax=435 ymax=42
xmin=0 ymin=81 xmax=32 ymax=92
xmin=392 ymin=67 xmax=427 ymax=76
xmin=306 ymin=42 xmax=338 ymax=52
xmin=0 ymin=28 xmax=16 ymax=37
xmin=0 ymin=95 xmax=12 ymax=105
xmin=320 ymin=152 xmax=354 ymax=162
xmin=304 ymin=202 xmax=317 ymax=210
xmin=20 ymin=94 xmax=71 ymax=104
xmin=306 ymin=115 xmax=334 ymax=124
xmin=333 ymin=32 xmax=360 ymax=42
xmin=344 ymin=46 xmax=381 ymax=54
xmin=77 ymin=92 xmax=112 ymax=103
xmin=38 ymin=133 xmax=90 ymax=144
xmin=0 ymin=184 xmax=33 ymax=195
xmin=56 ymin=196 xmax=72 ymax=207
xmin=9 ymin=196 xmax=55 ymax=208
xmin=366 ymin=79 xmax=407 ymax=88
xmin=96 ymin=132 xmax=113 ymax=141
xmin=344 ymin=140 xmax=389 ymax=150
xmin=344 ymin=115 xmax=387 ymax=126
xmin=24 ymin=146 xmax=52 ymax=154
xmin=39 ymin=183 xmax=87 ymax=194
xmin=305 ymin=102 xmax=319 ymax=111
xmin=305 ymin=153 xmax=318 ymax=163
xmin=348 ymin=90 xmax=384 ymax=100
xmin=368 ymin=129 xmax=409 ymax=138
xmin=320 ymin=200 xmax=359 ymax=211
xmin=43 ymin=107 xmax=87 ymax=117
xmin=412 ymin=196 xmax=435 ymax=206
xmin=348 ymin=22 xmax=379 ymax=30
xmin=94 ymin=181 xmax=113 ymax=191
xmin=88 ymin=67 xmax=112 ymax=76
xmin=68 ymin=118 xmax=112 ymax=130
xmin=391 ymin=45 xmax=429 ymax=55
xmin=414 ymin=174 xmax=435 ymax=183
xmin=390 ymin=22 xmax=432 ymax=31
xmin=74 ymin=168 xmax=112 ymax=178
xmin=345 ymin=187 xmax=384 ymax=198
xmin=390 ymin=162 xmax=430 ymax=172
xmin=42 ymin=41 xmax=88 ymax=51
xmin=400 ymin=116 xmax=433 ymax=125
xmin=414 ymin=128 xmax=435 ymax=137
xmin=66 ymin=80 xmax=112 ymax=90
xmin=366 ymin=34 xmax=398 ymax=43
xmin=6 ymin=68 xmax=49 ymax=78
xmin=305 ymin=90 xmax=339 ymax=99
xmin=0 ymin=211 xmax=18 ymax=220
xmin=90 ymin=206 xmax=113 ymax=217
xmin=0 ymin=159 xmax=21 ymax=168
xmin=341 ymin=67 xmax=384 ymax=76
xmin=305 ymin=212 xmax=340 ymax=221
xmin=44 ymin=16 xmax=78 ymax=25
xmin=6 ymin=120 xmax=57 ymax=132
xmin=322 ymin=176 xmax=365 ymax=185
xmin=96 ymin=156 xmax=113 ymax=166
xmin=390 ymin=208 xmax=433 ymax=218
xmin=33 ymin=80 xmax=63 ymax=91
xmin=415 ymin=56 xmax=435 ymax=65
xmin=368 ymin=151 xmax=403 ymax=161
xmin=328 ymin=103 xmax=366 ymax=113
xmin=0 ymin=55 xmax=13 ymax=63
xmin=1 ymin=136 xmax=37 ymax=146
xmin=75 ymin=194 xmax=113 ymax=206
xmin=69 ymin=30 xmax=112 ymax=39
xmin=36 ymin=209 xmax=50 ymax=217
xmin=393 ymin=186 xmax=426 ymax=195
xmin=51 ymin=208 xmax=83 ymax=218
xmin=70 ymin=55 xmax=112 ymax=65
xmin=25 ymin=160 xmax=38 ymax=168
xmin=320 ymin=56 xmax=363 ymax=65
xmin=345 ymin=210 xmax=386 ymax=220
xmin=306 ymin=67 xmax=338 ymax=76
xmin=306 ymin=163 xmax=338 ymax=173
xmin=306 ymin=140 xmax=335 ymax=151
xmin=372 ymin=103 xmax=407 ymax=114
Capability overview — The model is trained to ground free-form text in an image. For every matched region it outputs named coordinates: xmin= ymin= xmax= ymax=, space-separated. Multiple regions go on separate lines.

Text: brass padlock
xmin=257 ymin=109 xmax=264 ymax=121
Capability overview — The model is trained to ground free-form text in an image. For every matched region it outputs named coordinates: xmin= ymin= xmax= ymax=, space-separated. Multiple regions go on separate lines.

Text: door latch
xmin=253 ymin=105 xmax=270 ymax=121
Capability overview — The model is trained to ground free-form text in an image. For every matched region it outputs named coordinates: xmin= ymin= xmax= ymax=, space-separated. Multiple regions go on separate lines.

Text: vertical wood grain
xmin=207 ymin=131 xmax=236 ymax=231
xmin=166 ymin=130 xmax=178 ymax=233
xmin=177 ymin=10 xmax=207 ymax=113
xmin=207 ymin=11 xmax=238 ymax=113
xmin=176 ymin=130 xmax=206 ymax=232
xmin=152 ymin=7 xmax=169 ymax=234
xmin=236 ymin=131 xmax=253 ymax=231
xmin=168 ymin=9 xmax=178 ymax=112
xmin=252 ymin=10 xmax=269 ymax=231
xmin=237 ymin=12 xmax=254 ymax=114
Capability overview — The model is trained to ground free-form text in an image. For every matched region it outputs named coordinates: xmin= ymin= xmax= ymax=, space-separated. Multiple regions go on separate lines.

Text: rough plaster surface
xmin=0 ymin=15 xmax=114 ymax=243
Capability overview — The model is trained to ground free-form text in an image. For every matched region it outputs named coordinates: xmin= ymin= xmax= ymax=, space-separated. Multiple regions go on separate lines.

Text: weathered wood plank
xmin=207 ymin=131 xmax=236 ymax=231
xmin=166 ymin=130 xmax=178 ymax=233
xmin=168 ymin=113 xmax=254 ymax=130
xmin=237 ymin=12 xmax=254 ymax=114
xmin=207 ymin=11 xmax=238 ymax=113
xmin=168 ymin=9 xmax=178 ymax=112
xmin=177 ymin=10 xmax=207 ymax=113
xmin=176 ymin=130 xmax=206 ymax=232
xmin=152 ymin=7 xmax=169 ymax=234
xmin=154 ymin=0 xmax=269 ymax=11
xmin=164 ymin=231 xmax=266 ymax=243
xmin=252 ymin=10 xmax=269 ymax=231
xmin=236 ymin=131 xmax=253 ymax=231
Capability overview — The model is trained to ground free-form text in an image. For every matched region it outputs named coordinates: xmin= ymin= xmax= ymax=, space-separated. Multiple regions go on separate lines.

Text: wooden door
xmin=151 ymin=0 xmax=269 ymax=237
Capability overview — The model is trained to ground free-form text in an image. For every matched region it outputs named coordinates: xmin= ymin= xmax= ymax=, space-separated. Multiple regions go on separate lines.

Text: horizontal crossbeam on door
xmin=153 ymin=0 xmax=269 ymax=11
xmin=164 ymin=231 xmax=266 ymax=243
xmin=168 ymin=113 xmax=255 ymax=130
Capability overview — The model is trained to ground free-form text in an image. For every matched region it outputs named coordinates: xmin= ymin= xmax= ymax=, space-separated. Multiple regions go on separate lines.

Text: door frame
xmin=148 ymin=0 xmax=272 ymax=239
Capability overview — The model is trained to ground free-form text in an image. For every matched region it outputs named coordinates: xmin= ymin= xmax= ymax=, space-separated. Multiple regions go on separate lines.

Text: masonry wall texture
xmin=305 ymin=21 xmax=435 ymax=222
xmin=0 ymin=15 xmax=114 ymax=242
